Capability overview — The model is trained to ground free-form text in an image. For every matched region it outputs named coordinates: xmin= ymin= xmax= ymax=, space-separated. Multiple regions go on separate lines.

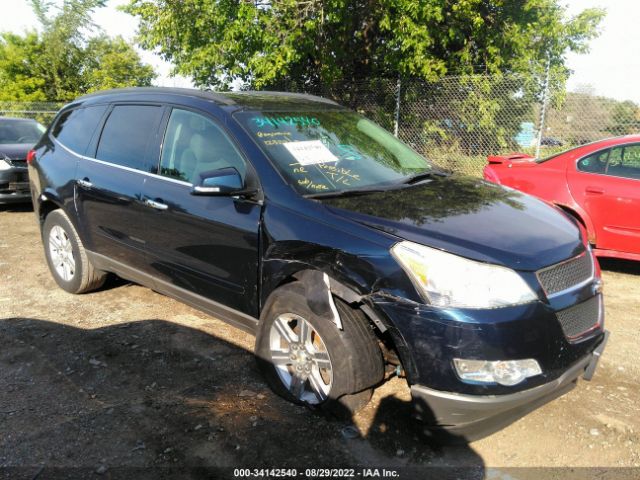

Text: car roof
xmin=576 ymin=134 xmax=640 ymax=152
xmin=75 ymin=87 xmax=342 ymax=111
xmin=538 ymin=134 xmax=640 ymax=163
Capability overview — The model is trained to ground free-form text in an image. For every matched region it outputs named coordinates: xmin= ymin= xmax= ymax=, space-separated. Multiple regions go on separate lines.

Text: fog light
xmin=453 ymin=358 xmax=542 ymax=386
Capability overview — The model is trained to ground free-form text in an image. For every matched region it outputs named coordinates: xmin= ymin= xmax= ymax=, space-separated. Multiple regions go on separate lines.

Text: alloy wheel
xmin=48 ymin=225 xmax=76 ymax=282
xmin=269 ymin=313 xmax=333 ymax=404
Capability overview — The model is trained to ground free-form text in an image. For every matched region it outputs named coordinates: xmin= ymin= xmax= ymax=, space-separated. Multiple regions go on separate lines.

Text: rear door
xmin=75 ymin=104 xmax=165 ymax=269
xmin=568 ymin=144 xmax=640 ymax=253
xmin=46 ymin=105 xmax=109 ymax=218
xmin=140 ymin=107 xmax=262 ymax=316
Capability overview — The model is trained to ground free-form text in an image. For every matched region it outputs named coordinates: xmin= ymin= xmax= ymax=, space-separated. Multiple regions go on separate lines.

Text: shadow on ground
xmin=0 ymin=317 xmax=484 ymax=479
xmin=599 ymin=258 xmax=640 ymax=276
xmin=0 ymin=203 xmax=33 ymax=213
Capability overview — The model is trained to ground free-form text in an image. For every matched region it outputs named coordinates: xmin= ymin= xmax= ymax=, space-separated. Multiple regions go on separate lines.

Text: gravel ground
xmin=1 ymin=205 xmax=639 ymax=479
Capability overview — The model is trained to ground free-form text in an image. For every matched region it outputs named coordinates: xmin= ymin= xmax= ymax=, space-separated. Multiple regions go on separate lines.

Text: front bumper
xmin=410 ymin=330 xmax=609 ymax=441
xmin=0 ymin=190 xmax=32 ymax=204
xmin=0 ymin=168 xmax=31 ymax=204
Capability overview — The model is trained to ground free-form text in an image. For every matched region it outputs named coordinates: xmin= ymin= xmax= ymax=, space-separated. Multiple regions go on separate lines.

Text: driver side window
xmin=160 ymin=109 xmax=246 ymax=184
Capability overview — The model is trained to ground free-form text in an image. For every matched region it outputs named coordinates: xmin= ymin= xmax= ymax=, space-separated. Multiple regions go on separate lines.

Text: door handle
xmin=77 ymin=178 xmax=92 ymax=189
xmin=585 ymin=186 xmax=604 ymax=195
xmin=144 ymin=198 xmax=169 ymax=211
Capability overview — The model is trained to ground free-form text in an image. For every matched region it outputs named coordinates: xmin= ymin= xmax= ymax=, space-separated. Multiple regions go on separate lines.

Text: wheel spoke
xmin=308 ymin=369 xmax=327 ymax=402
xmin=63 ymin=261 xmax=71 ymax=281
xmin=271 ymin=350 xmax=292 ymax=366
xmin=274 ymin=316 xmax=298 ymax=344
xmin=298 ymin=318 xmax=312 ymax=346
xmin=49 ymin=237 xmax=61 ymax=250
xmin=289 ymin=374 xmax=306 ymax=399
xmin=312 ymin=351 xmax=332 ymax=370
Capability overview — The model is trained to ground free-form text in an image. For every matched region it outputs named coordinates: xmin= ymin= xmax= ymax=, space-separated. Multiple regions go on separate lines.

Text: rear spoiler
xmin=487 ymin=153 xmax=535 ymax=164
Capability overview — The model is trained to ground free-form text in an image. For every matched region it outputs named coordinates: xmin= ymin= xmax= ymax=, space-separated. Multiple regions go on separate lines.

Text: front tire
xmin=42 ymin=209 xmax=106 ymax=294
xmin=255 ymin=282 xmax=384 ymax=416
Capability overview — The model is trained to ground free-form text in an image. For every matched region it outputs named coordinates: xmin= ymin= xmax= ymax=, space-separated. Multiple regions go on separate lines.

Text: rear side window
xmin=96 ymin=105 xmax=163 ymax=172
xmin=607 ymin=144 xmax=640 ymax=180
xmin=51 ymin=105 xmax=107 ymax=154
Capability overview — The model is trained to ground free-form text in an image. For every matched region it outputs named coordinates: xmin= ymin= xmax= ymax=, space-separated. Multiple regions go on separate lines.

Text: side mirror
xmin=191 ymin=167 xmax=244 ymax=196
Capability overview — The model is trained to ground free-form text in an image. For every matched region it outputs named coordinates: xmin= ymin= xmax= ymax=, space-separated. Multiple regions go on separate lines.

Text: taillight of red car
xmin=26 ymin=149 xmax=36 ymax=165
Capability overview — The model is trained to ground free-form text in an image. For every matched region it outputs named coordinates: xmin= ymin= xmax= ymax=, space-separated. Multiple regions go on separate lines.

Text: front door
xmin=140 ymin=108 xmax=262 ymax=316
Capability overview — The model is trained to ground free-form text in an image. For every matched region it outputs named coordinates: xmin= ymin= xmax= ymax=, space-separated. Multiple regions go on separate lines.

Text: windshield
xmin=234 ymin=110 xmax=432 ymax=195
xmin=0 ymin=120 xmax=46 ymax=145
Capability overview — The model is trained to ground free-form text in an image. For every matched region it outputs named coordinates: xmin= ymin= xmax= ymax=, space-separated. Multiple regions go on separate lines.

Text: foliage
xmin=125 ymin=0 xmax=604 ymax=91
xmin=545 ymin=91 xmax=640 ymax=144
xmin=124 ymin=0 xmax=605 ymax=159
xmin=0 ymin=0 xmax=156 ymax=102
xmin=608 ymin=101 xmax=640 ymax=136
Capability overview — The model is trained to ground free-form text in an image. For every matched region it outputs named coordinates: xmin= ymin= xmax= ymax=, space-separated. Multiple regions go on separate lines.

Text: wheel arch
xmin=38 ymin=198 xmax=60 ymax=225
xmin=35 ymin=189 xmax=66 ymax=225
xmin=261 ymin=267 xmax=419 ymax=383
xmin=554 ymin=202 xmax=597 ymax=245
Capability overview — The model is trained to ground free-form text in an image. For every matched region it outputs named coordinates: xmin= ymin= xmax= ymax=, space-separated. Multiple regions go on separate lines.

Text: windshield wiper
xmin=305 ymin=187 xmax=388 ymax=199
xmin=399 ymin=169 xmax=450 ymax=185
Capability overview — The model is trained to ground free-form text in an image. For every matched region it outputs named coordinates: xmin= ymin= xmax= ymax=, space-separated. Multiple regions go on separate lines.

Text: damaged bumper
xmin=410 ymin=331 xmax=609 ymax=441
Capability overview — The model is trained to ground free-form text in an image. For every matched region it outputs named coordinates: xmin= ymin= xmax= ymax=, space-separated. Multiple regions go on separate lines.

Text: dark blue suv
xmin=28 ymin=88 xmax=607 ymax=441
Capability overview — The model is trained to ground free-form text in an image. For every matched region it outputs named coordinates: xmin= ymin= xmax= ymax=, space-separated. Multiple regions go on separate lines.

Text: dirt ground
xmin=1 ymin=205 xmax=639 ymax=479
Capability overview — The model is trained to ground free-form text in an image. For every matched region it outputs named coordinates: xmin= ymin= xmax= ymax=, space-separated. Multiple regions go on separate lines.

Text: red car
xmin=484 ymin=135 xmax=640 ymax=262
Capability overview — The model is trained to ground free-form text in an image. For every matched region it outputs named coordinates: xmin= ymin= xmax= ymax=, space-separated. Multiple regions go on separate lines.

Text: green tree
xmin=0 ymin=0 xmax=156 ymax=102
xmin=608 ymin=100 xmax=640 ymax=136
xmin=125 ymin=0 xmax=604 ymax=90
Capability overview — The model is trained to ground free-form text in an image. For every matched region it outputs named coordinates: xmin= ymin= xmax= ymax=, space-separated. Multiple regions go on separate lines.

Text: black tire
xmin=255 ymin=282 xmax=384 ymax=417
xmin=42 ymin=209 xmax=107 ymax=294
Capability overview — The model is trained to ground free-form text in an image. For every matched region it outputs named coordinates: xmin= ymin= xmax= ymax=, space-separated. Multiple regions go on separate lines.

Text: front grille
xmin=556 ymin=295 xmax=601 ymax=339
xmin=537 ymin=253 xmax=593 ymax=297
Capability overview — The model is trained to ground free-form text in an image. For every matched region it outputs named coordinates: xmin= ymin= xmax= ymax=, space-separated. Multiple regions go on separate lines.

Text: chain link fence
xmin=0 ymin=101 xmax=64 ymax=127
xmin=3 ymin=75 xmax=639 ymax=177
xmin=280 ymin=75 xmax=640 ymax=176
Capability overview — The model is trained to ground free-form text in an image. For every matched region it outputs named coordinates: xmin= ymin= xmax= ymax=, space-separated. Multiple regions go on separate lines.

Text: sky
xmin=2 ymin=0 xmax=639 ymax=103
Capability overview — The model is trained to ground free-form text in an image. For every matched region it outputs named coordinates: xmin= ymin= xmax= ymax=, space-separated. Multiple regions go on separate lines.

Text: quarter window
xmin=577 ymin=150 xmax=608 ymax=174
xmin=160 ymin=109 xmax=246 ymax=184
xmin=51 ymin=105 xmax=107 ymax=154
xmin=96 ymin=105 xmax=163 ymax=171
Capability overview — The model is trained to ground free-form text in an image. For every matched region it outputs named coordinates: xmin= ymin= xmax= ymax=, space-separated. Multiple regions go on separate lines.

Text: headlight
xmin=391 ymin=241 xmax=537 ymax=308
xmin=454 ymin=358 xmax=542 ymax=386
xmin=0 ymin=159 xmax=11 ymax=170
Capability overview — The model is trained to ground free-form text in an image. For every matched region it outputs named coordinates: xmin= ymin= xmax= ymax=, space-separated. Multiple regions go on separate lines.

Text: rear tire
xmin=42 ymin=209 xmax=106 ymax=294
xmin=255 ymin=282 xmax=384 ymax=417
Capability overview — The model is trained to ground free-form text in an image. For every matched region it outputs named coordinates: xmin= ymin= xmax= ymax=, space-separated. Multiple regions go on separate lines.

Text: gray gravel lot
xmin=1 ymin=205 xmax=639 ymax=478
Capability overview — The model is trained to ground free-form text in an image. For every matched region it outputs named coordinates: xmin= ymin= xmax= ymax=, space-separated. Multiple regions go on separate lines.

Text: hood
xmin=319 ymin=176 xmax=583 ymax=271
xmin=0 ymin=143 xmax=32 ymax=161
